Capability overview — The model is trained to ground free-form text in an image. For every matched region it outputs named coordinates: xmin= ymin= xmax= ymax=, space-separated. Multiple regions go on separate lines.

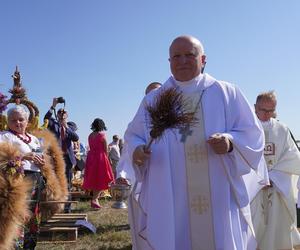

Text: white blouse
xmin=0 ymin=131 xmax=42 ymax=172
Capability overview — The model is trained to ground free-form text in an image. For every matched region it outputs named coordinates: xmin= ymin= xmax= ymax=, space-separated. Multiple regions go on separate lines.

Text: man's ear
xmin=201 ymin=55 xmax=207 ymax=73
xmin=201 ymin=55 xmax=206 ymax=64
xmin=254 ymin=104 xmax=258 ymax=114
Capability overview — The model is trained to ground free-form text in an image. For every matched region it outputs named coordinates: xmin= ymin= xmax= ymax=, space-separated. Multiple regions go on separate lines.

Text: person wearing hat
xmin=44 ymin=97 xmax=79 ymax=213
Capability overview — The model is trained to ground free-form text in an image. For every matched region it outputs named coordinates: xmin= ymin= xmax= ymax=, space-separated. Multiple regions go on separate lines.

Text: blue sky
xmin=1 ymin=0 xmax=300 ymax=145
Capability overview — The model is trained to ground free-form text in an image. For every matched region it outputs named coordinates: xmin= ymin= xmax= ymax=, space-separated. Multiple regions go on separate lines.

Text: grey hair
xmin=256 ymin=90 xmax=277 ymax=105
xmin=7 ymin=105 xmax=30 ymax=121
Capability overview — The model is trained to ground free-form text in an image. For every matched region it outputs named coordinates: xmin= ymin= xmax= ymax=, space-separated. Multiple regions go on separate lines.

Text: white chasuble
xmin=251 ymin=118 xmax=300 ymax=250
xmin=125 ymin=73 xmax=267 ymax=250
xmin=183 ymin=92 xmax=215 ymax=250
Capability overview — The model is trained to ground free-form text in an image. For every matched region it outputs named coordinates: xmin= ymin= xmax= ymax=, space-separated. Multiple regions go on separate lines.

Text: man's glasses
xmin=257 ymin=107 xmax=275 ymax=114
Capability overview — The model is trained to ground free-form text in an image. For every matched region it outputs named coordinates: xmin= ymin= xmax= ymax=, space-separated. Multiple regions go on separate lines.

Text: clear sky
xmin=1 ymin=0 xmax=299 ymax=145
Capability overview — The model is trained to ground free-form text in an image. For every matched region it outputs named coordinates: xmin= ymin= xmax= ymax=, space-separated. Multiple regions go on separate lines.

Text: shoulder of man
xmin=271 ymin=118 xmax=289 ymax=132
xmin=214 ymin=79 xmax=235 ymax=91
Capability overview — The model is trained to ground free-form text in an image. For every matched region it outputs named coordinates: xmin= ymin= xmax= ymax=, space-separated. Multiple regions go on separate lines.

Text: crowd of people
xmin=0 ymin=34 xmax=300 ymax=250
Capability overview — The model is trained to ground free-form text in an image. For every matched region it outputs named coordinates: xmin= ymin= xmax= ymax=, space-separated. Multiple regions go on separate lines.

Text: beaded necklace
xmin=9 ymin=129 xmax=32 ymax=144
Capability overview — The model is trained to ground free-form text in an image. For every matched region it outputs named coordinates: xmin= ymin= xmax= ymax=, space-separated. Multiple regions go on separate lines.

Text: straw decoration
xmin=145 ymin=87 xmax=197 ymax=149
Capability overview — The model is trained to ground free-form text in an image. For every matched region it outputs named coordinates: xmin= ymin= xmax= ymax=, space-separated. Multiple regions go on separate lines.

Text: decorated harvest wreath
xmin=0 ymin=67 xmax=68 ymax=249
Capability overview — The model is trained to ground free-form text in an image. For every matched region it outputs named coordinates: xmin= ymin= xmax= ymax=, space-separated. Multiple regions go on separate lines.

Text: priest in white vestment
xmin=125 ymin=35 xmax=268 ymax=250
xmin=251 ymin=91 xmax=300 ymax=250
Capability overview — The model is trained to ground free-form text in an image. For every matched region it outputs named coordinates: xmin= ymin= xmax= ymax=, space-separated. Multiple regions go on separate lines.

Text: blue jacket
xmin=44 ymin=109 xmax=79 ymax=166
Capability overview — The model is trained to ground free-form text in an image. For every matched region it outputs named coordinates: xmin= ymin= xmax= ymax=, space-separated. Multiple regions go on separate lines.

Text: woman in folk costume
xmin=251 ymin=91 xmax=300 ymax=250
xmin=0 ymin=105 xmax=46 ymax=249
xmin=0 ymin=69 xmax=68 ymax=250
xmin=0 ymin=107 xmax=68 ymax=250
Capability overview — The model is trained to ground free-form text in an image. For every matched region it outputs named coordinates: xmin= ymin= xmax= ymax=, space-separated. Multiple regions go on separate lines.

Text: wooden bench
xmin=39 ymin=226 xmax=78 ymax=242
xmin=38 ymin=213 xmax=88 ymax=243
xmin=40 ymin=200 xmax=79 ymax=205
xmin=50 ymin=213 xmax=88 ymax=220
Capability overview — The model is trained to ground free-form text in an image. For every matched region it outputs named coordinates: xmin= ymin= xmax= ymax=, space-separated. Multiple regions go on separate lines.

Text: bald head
xmin=145 ymin=82 xmax=162 ymax=95
xmin=169 ymin=35 xmax=206 ymax=82
xmin=169 ymin=36 xmax=205 ymax=56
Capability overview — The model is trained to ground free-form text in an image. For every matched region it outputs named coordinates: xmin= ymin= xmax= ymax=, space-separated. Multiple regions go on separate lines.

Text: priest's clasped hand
xmin=207 ymin=133 xmax=233 ymax=154
xmin=132 ymin=145 xmax=151 ymax=167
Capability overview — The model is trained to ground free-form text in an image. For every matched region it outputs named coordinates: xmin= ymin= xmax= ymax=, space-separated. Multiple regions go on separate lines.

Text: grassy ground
xmin=36 ymin=200 xmax=132 ymax=250
xmin=35 ymin=200 xmax=300 ymax=250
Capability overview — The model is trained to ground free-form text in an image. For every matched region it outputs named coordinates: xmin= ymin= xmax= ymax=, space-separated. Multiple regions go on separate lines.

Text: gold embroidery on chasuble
xmin=191 ymin=194 xmax=210 ymax=215
xmin=187 ymin=144 xmax=206 ymax=163
xmin=183 ymin=91 xmax=216 ymax=250
xmin=263 ymin=130 xmax=276 ymax=170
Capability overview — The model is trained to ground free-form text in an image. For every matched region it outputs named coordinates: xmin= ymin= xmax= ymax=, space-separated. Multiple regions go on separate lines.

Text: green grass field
xmin=36 ymin=200 xmax=132 ymax=250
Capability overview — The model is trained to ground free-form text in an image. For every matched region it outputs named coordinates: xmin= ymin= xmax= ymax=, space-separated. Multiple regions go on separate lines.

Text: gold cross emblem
xmin=191 ymin=195 xmax=210 ymax=215
xmin=187 ymin=144 xmax=206 ymax=163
